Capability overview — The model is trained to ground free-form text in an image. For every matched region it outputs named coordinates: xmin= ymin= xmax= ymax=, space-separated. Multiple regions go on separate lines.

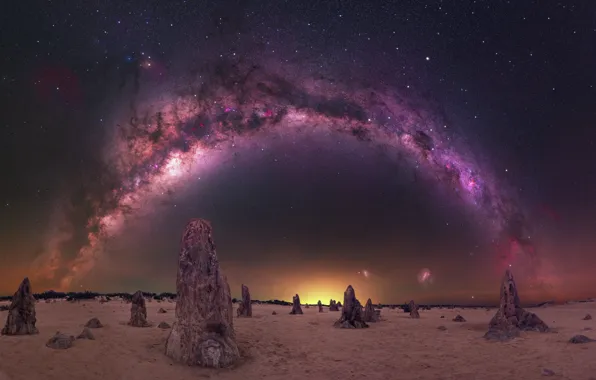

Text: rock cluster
xmin=333 ymin=285 xmax=368 ymax=329
xmin=329 ymin=299 xmax=339 ymax=311
xmin=128 ymin=291 xmax=151 ymax=327
xmin=289 ymin=294 xmax=303 ymax=315
xmin=1 ymin=277 xmax=38 ymax=335
xmin=363 ymin=298 xmax=380 ymax=323
xmin=484 ymin=270 xmax=549 ymax=341
xmin=164 ymin=219 xmax=240 ymax=368
xmin=409 ymin=300 xmax=420 ymax=319
xmin=236 ymin=284 xmax=252 ymax=317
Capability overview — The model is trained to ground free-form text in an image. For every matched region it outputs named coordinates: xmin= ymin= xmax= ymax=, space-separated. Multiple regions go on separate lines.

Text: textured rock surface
xmin=46 ymin=332 xmax=75 ymax=349
xmin=333 ymin=285 xmax=369 ymax=329
xmin=289 ymin=294 xmax=303 ymax=315
xmin=583 ymin=313 xmax=592 ymax=320
xmin=85 ymin=317 xmax=103 ymax=328
xmin=128 ymin=291 xmax=150 ymax=327
xmin=409 ymin=300 xmax=420 ymax=319
xmin=158 ymin=322 xmax=171 ymax=329
xmin=452 ymin=314 xmax=466 ymax=322
xmin=568 ymin=335 xmax=594 ymax=344
xmin=237 ymin=284 xmax=252 ymax=317
xmin=317 ymin=300 xmax=323 ymax=313
xmin=1 ymin=277 xmax=38 ymax=335
xmin=484 ymin=270 xmax=549 ymax=341
xmin=77 ymin=327 xmax=95 ymax=340
xmin=165 ymin=219 xmax=239 ymax=368
xmin=363 ymin=298 xmax=379 ymax=322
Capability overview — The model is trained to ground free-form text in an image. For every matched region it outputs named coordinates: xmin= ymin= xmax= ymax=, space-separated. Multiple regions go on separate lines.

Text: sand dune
xmin=0 ymin=301 xmax=595 ymax=380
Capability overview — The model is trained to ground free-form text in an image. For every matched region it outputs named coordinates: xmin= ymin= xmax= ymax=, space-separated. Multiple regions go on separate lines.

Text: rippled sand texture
xmin=0 ymin=301 xmax=594 ymax=380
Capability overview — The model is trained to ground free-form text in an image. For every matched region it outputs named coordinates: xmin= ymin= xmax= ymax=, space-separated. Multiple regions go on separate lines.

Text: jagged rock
xmin=237 ymin=284 xmax=252 ymax=317
xmin=1 ymin=277 xmax=38 ymax=335
xmin=77 ymin=327 xmax=95 ymax=340
xmin=164 ymin=219 xmax=240 ymax=368
xmin=363 ymin=298 xmax=379 ymax=322
xmin=85 ymin=317 xmax=103 ymax=328
xmin=128 ymin=291 xmax=151 ymax=327
xmin=333 ymin=285 xmax=368 ymax=329
xmin=158 ymin=308 xmax=167 ymax=314
xmin=289 ymin=294 xmax=303 ymax=315
xmin=46 ymin=332 xmax=75 ymax=349
xmin=409 ymin=300 xmax=420 ymax=319
xmin=437 ymin=325 xmax=447 ymax=331
xmin=271 ymin=311 xmax=277 ymax=315
xmin=452 ymin=314 xmax=466 ymax=322
xmin=158 ymin=322 xmax=171 ymax=329
xmin=484 ymin=270 xmax=549 ymax=341
xmin=583 ymin=313 xmax=592 ymax=320
xmin=317 ymin=300 xmax=323 ymax=313
xmin=569 ymin=335 xmax=594 ymax=344
xmin=329 ymin=299 xmax=339 ymax=311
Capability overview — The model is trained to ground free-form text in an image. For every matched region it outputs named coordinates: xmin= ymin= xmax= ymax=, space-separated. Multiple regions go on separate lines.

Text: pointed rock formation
xmin=317 ymin=300 xmax=323 ymax=312
xmin=289 ymin=294 xmax=303 ymax=315
xmin=363 ymin=298 xmax=379 ymax=322
xmin=165 ymin=219 xmax=240 ymax=368
xmin=329 ymin=299 xmax=339 ymax=311
xmin=1 ymin=277 xmax=38 ymax=335
xmin=452 ymin=314 xmax=466 ymax=322
xmin=237 ymin=284 xmax=252 ymax=317
xmin=46 ymin=332 xmax=75 ymax=349
xmin=85 ymin=317 xmax=103 ymax=328
xmin=484 ymin=270 xmax=549 ymax=341
xmin=77 ymin=327 xmax=95 ymax=340
xmin=569 ymin=335 xmax=594 ymax=344
xmin=128 ymin=291 xmax=151 ymax=327
xmin=409 ymin=300 xmax=420 ymax=319
xmin=583 ymin=313 xmax=592 ymax=321
xmin=337 ymin=301 xmax=342 ymax=308
xmin=333 ymin=285 xmax=369 ymax=329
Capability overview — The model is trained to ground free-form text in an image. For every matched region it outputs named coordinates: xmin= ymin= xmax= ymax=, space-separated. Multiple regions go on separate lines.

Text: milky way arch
xmin=33 ymin=60 xmax=536 ymax=290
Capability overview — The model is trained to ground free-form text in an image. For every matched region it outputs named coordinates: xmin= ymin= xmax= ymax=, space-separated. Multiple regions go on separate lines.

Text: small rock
xmin=440 ymin=315 xmax=445 ymax=318
xmin=437 ymin=325 xmax=447 ymax=331
xmin=157 ymin=321 xmax=171 ymax=329
xmin=77 ymin=327 xmax=95 ymax=340
xmin=569 ymin=334 xmax=594 ymax=344
xmin=452 ymin=314 xmax=466 ymax=322
xmin=46 ymin=332 xmax=75 ymax=349
xmin=583 ymin=314 xmax=592 ymax=320
xmin=85 ymin=317 xmax=103 ymax=328
xmin=271 ymin=311 xmax=277 ymax=315
xmin=158 ymin=308 xmax=167 ymax=314
xmin=583 ymin=327 xmax=592 ymax=331
xmin=541 ymin=368 xmax=555 ymax=376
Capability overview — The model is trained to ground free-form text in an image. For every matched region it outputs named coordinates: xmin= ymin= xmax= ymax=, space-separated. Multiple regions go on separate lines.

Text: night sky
xmin=1 ymin=1 xmax=595 ymax=305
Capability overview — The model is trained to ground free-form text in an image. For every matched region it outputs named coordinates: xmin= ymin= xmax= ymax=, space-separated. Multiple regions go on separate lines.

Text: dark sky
xmin=1 ymin=0 xmax=595 ymax=304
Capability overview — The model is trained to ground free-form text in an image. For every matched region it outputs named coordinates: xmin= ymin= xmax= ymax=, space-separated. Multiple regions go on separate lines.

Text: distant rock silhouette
xmin=363 ymin=298 xmax=379 ymax=323
xmin=290 ymin=294 xmax=303 ymax=315
xmin=333 ymin=285 xmax=368 ymax=329
xmin=46 ymin=332 xmax=74 ymax=349
xmin=337 ymin=301 xmax=342 ymax=308
xmin=237 ymin=284 xmax=252 ymax=317
xmin=77 ymin=327 xmax=95 ymax=340
xmin=329 ymin=299 xmax=339 ymax=311
xmin=583 ymin=313 xmax=592 ymax=320
xmin=305 ymin=304 xmax=310 ymax=308
xmin=128 ymin=291 xmax=151 ymax=327
xmin=318 ymin=300 xmax=323 ymax=312
xmin=85 ymin=317 xmax=103 ymax=328
xmin=569 ymin=335 xmax=594 ymax=344
xmin=158 ymin=321 xmax=171 ymax=329
xmin=1 ymin=277 xmax=38 ymax=335
xmin=484 ymin=270 xmax=549 ymax=341
xmin=452 ymin=314 xmax=466 ymax=322
xmin=165 ymin=219 xmax=239 ymax=368
xmin=409 ymin=300 xmax=420 ymax=319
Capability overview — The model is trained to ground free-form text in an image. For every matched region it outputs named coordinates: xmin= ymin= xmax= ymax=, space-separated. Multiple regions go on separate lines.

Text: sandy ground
xmin=0 ymin=301 xmax=595 ymax=380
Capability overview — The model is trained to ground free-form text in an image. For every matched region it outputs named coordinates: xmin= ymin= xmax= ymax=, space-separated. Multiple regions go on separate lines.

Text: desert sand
xmin=0 ymin=300 xmax=595 ymax=380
